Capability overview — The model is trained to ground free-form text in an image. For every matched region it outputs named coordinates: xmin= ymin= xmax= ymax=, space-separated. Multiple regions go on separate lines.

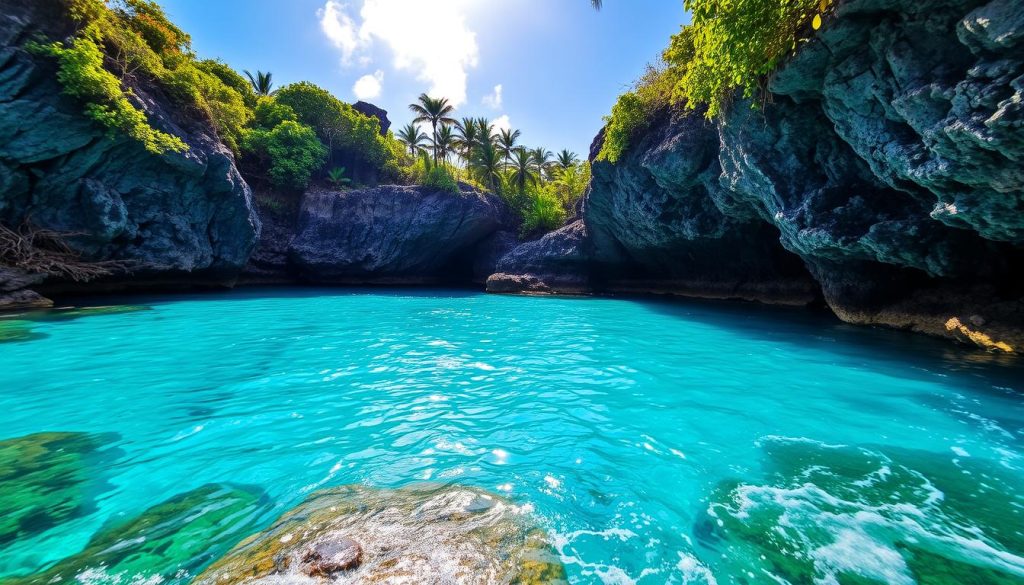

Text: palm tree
xmin=531 ymin=147 xmax=553 ymax=181
xmin=454 ymin=117 xmax=481 ymax=165
xmin=475 ymin=118 xmax=496 ymax=147
xmin=409 ymin=94 xmax=457 ymax=165
xmin=591 ymin=0 xmax=602 ymax=9
xmin=497 ymin=128 xmax=522 ymax=168
xmin=432 ymin=124 xmax=456 ymax=166
xmin=244 ymin=70 xmax=276 ymax=96
xmin=396 ymin=123 xmax=429 ymax=156
xmin=556 ymin=149 xmax=578 ymax=171
xmin=509 ymin=147 xmax=537 ymax=193
xmin=469 ymin=140 xmax=503 ymax=192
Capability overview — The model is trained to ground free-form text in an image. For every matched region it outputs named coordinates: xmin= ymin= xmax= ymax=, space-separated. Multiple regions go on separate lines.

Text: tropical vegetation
xmin=399 ymin=95 xmax=589 ymax=236
xmin=40 ymin=0 xmax=586 ymax=238
xmin=597 ymin=0 xmax=833 ymax=162
xmin=36 ymin=0 xmax=407 ymax=192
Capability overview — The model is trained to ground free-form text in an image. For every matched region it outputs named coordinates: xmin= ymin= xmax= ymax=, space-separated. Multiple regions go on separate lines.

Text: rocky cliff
xmin=244 ymin=185 xmax=515 ymax=285
xmin=0 ymin=0 xmax=260 ymax=309
xmin=489 ymin=0 xmax=1024 ymax=351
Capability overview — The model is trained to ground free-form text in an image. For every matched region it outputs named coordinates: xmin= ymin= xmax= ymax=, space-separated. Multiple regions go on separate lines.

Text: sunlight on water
xmin=0 ymin=288 xmax=1022 ymax=584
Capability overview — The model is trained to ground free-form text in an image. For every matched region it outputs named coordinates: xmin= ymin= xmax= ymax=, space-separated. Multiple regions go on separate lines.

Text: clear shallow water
xmin=1 ymin=288 xmax=1023 ymax=584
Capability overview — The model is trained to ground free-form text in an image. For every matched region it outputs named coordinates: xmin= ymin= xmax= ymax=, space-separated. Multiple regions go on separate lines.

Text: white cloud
xmin=492 ymin=114 xmax=512 ymax=133
xmin=318 ymin=1 xmax=362 ymax=65
xmin=319 ymin=0 xmax=479 ymax=106
xmin=353 ymin=70 xmax=384 ymax=100
xmin=482 ymin=84 xmax=502 ymax=109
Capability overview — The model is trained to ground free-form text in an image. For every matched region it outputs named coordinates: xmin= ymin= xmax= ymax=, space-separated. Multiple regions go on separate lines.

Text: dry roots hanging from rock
xmin=0 ymin=223 xmax=131 ymax=282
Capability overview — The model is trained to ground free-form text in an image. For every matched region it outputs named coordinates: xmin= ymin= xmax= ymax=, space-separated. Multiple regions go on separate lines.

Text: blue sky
xmin=160 ymin=0 xmax=688 ymax=157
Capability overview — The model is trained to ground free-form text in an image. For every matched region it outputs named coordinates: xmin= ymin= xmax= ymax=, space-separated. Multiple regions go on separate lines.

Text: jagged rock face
xmin=800 ymin=0 xmax=1024 ymax=244
xmin=585 ymin=106 xmax=820 ymax=304
xmin=289 ymin=186 xmax=512 ymax=283
xmin=488 ymin=220 xmax=593 ymax=294
xmin=0 ymin=0 xmax=259 ymax=305
xmin=492 ymin=0 xmax=1024 ymax=349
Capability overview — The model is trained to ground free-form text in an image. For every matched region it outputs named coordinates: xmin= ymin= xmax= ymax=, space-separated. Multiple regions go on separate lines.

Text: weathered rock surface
xmin=195 ymin=483 xmax=567 ymax=585
xmin=0 ymin=0 xmax=260 ymax=308
xmin=289 ymin=185 xmax=513 ymax=283
xmin=491 ymin=0 xmax=1024 ymax=350
xmin=487 ymin=221 xmax=593 ymax=294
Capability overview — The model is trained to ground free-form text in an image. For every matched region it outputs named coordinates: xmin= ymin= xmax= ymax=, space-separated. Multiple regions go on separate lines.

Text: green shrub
xmin=422 ymin=165 xmax=460 ymax=193
xmin=597 ymin=35 xmax=687 ymax=162
xmin=521 ymin=183 xmax=566 ymax=236
xmin=251 ymin=97 xmax=297 ymax=130
xmin=276 ymin=81 xmax=398 ymax=171
xmin=674 ymin=0 xmax=827 ymax=118
xmin=38 ymin=0 xmax=254 ymax=154
xmin=35 ymin=32 xmax=187 ymax=154
xmin=326 ymin=166 xmax=352 ymax=187
xmin=551 ymin=161 xmax=590 ymax=208
xmin=242 ymin=120 xmax=326 ymax=190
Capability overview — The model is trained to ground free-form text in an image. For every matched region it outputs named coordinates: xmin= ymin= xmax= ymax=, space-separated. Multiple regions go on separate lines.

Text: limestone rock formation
xmin=289 ymin=185 xmax=513 ymax=283
xmin=0 ymin=0 xmax=260 ymax=309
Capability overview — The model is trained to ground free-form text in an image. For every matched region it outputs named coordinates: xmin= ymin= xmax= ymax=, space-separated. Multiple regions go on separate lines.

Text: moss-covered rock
xmin=195 ymin=483 xmax=567 ymax=584
xmin=0 ymin=432 xmax=117 ymax=547
xmin=694 ymin=437 xmax=1024 ymax=584
xmin=8 ymin=484 xmax=270 ymax=585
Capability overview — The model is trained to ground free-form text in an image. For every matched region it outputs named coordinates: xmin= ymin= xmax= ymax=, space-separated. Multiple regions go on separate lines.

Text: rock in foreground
xmin=196 ymin=483 xmax=567 ymax=585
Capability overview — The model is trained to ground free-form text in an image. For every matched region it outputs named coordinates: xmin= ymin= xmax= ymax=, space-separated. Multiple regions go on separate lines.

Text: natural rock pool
xmin=1 ymin=289 xmax=1022 ymax=584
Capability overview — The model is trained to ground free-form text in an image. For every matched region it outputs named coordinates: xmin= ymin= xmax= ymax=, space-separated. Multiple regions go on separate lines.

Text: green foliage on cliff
xmin=599 ymin=0 xmax=831 ymax=160
xmin=242 ymin=120 xmax=327 ymax=190
xmin=676 ymin=0 xmax=826 ymax=118
xmin=520 ymin=182 xmax=567 ymax=235
xmin=42 ymin=0 xmax=404 ymax=189
xmin=40 ymin=0 xmax=257 ymax=153
xmin=34 ymin=32 xmax=187 ymax=154
xmin=276 ymin=82 xmax=394 ymax=168
xmin=597 ymin=31 xmax=691 ymax=163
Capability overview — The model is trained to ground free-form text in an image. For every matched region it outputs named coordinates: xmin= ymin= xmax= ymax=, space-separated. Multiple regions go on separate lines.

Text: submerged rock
xmin=0 ymin=432 xmax=117 ymax=547
xmin=195 ymin=483 xmax=567 ymax=585
xmin=289 ymin=186 xmax=513 ymax=283
xmin=9 ymin=484 xmax=270 ymax=585
xmin=694 ymin=437 xmax=1024 ymax=584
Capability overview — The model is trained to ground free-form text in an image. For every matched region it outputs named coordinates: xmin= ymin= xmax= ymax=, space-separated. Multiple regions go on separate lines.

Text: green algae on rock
xmin=0 ymin=432 xmax=117 ymax=547
xmin=8 ymin=484 xmax=270 ymax=585
xmin=0 ymin=320 xmax=43 ymax=344
xmin=694 ymin=437 xmax=1024 ymax=584
xmin=195 ymin=483 xmax=567 ymax=584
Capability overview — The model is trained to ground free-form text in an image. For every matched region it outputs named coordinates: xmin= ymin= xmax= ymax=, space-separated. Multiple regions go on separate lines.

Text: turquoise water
xmin=1 ymin=288 xmax=1023 ymax=584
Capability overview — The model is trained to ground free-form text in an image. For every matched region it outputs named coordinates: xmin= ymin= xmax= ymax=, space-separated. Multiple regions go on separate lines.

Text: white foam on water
xmin=676 ymin=552 xmax=718 ymax=585
xmin=714 ymin=468 xmax=1024 ymax=582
